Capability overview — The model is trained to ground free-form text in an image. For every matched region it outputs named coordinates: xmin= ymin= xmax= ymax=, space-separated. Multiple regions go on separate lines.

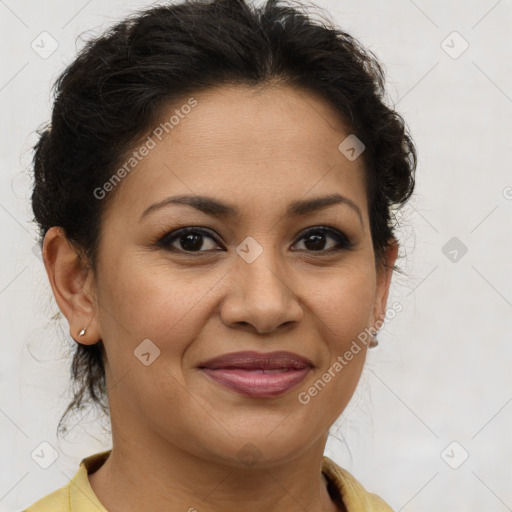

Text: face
xmin=54 ymin=83 xmax=396 ymax=467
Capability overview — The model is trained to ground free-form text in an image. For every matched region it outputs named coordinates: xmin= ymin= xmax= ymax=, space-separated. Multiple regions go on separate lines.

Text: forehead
xmin=102 ymin=83 xmax=368 ymax=224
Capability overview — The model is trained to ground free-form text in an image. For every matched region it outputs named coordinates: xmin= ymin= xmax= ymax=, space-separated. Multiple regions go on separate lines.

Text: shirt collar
xmin=321 ymin=455 xmax=393 ymax=511
xmin=69 ymin=450 xmax=111 ymax=512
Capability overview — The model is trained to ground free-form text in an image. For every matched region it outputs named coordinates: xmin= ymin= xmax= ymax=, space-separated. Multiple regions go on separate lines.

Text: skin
xmin=43 ymin=83 xmax=398 ymax=512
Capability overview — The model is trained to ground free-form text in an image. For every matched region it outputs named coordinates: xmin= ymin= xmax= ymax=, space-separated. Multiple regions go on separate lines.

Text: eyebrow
xmin=139 ymin=193 xmax=363 ymax=226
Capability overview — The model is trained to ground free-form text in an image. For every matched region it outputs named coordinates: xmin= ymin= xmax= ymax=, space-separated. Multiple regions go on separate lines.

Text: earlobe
xmin=42 ymin=226 xmax=100 ymax=345
xmin=372 ymin=239 xmax=399 ymax=329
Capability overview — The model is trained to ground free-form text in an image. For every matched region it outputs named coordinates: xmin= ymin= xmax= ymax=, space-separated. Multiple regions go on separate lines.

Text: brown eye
xmin=292 ymin=226 xmax=354 ymax=253
xmin=158 ymin=227 xmax=223 ymax=253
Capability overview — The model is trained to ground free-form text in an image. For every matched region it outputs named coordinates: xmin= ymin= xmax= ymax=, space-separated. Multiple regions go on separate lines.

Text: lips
xmin=198 ymin=351 xmax=313 ymax=398
xmin=197 ymin=350 xmax=314 ymax=371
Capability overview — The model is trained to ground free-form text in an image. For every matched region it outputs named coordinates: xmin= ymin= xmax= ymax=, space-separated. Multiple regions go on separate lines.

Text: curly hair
xmin=30 ymin=0 xmax=416 ymax=435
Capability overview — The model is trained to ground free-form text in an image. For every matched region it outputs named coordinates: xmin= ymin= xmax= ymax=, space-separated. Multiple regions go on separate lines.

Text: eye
xmin=156 ymin=225 xmax=354 ymax=255
xmin=291 ymin=226 xmax=354 ymax=253
xmin=157 ymin=227 xmax=223 ymax=253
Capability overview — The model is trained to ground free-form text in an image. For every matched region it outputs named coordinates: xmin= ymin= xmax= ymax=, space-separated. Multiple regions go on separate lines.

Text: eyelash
xmin=156 ymin=226 xmax=355 ymax=255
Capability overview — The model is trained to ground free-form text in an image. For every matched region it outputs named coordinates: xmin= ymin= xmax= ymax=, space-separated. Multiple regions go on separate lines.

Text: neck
xmin=88 ymin=424 xmax=342 ymax=512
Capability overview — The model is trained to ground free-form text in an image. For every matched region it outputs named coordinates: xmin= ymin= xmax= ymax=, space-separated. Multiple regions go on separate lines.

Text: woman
xmin=25 ymin=0 xmax=416 ymax=510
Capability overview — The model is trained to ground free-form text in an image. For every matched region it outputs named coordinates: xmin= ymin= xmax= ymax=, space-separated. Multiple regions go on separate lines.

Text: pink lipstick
xmin=198 ymin=350 xmax=313 ymax=398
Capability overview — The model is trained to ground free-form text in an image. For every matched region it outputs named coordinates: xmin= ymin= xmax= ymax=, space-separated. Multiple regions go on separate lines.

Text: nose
xmin=219 ymin=249 xmax=304 ymax=334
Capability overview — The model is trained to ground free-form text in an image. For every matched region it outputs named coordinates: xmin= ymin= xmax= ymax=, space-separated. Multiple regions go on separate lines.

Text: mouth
xmin=197 ymin=350 xmax=313 ymax=398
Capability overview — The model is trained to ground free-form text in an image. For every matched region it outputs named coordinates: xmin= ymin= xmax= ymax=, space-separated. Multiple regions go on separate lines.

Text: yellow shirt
xmin=23 ymin=450 xmax=393 ymax=511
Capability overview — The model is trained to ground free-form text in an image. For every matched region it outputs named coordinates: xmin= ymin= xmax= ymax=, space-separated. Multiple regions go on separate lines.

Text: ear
xmin=371 ymin=238 xmax=399 ymax=330
xmin=42 ymin=226 xmax=100 ymax=345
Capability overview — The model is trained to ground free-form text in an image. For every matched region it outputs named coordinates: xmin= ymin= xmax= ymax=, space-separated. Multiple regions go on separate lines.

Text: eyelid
xmin=156 ymin=226 xmax=222 ymax=250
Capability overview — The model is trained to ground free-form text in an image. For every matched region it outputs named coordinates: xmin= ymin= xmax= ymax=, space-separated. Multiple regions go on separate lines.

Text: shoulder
xmin=322 ymin=455 xmax=394 ymax=512
xmin=23 ymin=450 xmax=111 ymax=512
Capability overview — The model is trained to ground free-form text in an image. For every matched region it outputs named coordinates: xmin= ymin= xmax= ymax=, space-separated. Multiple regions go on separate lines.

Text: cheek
xmin=95 ymin=254 xmax=213 ymax=378
xmin=307 ymin=263 xmax=377 ymax=346
xmin=296 ymin=271 xmax=374 ymax=425
xmin=94 ymin=258 xmax=213 ymax=431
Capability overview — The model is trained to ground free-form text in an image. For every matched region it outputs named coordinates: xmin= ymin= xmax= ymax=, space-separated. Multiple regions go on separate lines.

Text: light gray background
xmin=1 ymin=1 xmax=511 ymax=511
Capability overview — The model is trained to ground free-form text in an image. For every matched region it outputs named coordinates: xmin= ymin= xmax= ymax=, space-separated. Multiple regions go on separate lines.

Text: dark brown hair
xmin=30 ymin=0 xmax=416 ymax=435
